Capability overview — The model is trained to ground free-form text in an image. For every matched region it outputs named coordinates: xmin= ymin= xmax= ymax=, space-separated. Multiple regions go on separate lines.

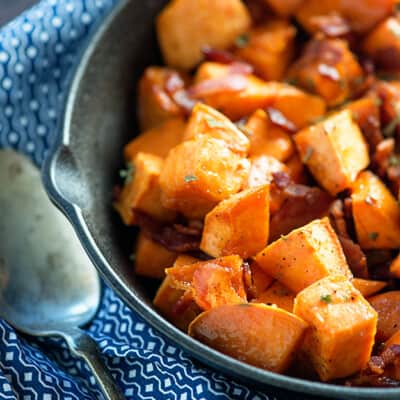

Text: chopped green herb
xmin=389 ymin=154 xmax=400 ymax=166
xmin=320 ymin=294 xmax=332 ymax=304
xmin=338 ymin=79 xmax=346 ymax=89
xmin=368 ymin=232 xmax=379 ymax=241
xmin=303 ymin=146 xmax=314 ymax=163
xmin=373 ymin=97 xmax=382 ymax=107
xmin=119 ymin=163 xmax=135 ymax=184
xmin=396 ymin=3 xmax=400 ymax=12
xmin=184 ymin=174 xmax=198 ymax=183
xmin=383 ymin=114 xmax=400 ymax=137
xmin=305 ymin=78 xmax=315 ymax=91
xmin=285 ymin=77 xmax=298 ymax=86
xmin=353 ymin=76 xmax=365 ymax=87
xmin=235 ymin=33 xmax=249 ymax=48
xmin=205 ymin=116 xmax=225 ymax=129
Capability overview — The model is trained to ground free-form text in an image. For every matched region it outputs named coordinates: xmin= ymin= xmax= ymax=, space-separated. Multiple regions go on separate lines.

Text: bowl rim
xmin=41 ymin=1 xmax=400 ymax=398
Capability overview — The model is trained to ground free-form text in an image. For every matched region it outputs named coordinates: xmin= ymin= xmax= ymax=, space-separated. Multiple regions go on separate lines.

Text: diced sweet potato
xmin=249 ymin=260 xmax=274 ymax=298
xmin=159 ymin=136 xmax=250 ymax=219
xmin=114 ymin=152 xmax=176 ymax=225
xmin=383 ymin=329 xmax=400 ymax=380
xmin=263 ymin=0 xmax=302 ymax=17
xmin=124 ymin=118 xmax=186 ymax=161
xmin=189 ymin=303 xmax=307 ymax=372
xmin=244 ymin=109 xmax=294 ymax=161
xmin=135 ymin=233 xmax=177 ymax=279
xmin=363 ymin=17 xmax=400 ymax=70
xmin=294 ymin=110 xmax=370 ymax=196
xmin=296 ymin=0 xmax=394 ymax=34
xmin=285 ymin=152 xmax=309 ymax=185
xmin=375 ymin=81 xmax=400 ymax=137
xmin=287 ymin=38 xmax=363 ymax=107
xmin=351 ymin=171 xmax=400 ymax=249
xmin=138 ymin=67 xmax=187 ymax=130
xmin=200 ymin=185 xmax=270 ymax=258
xmin=351 ymin=278 xmax=387 ymax=298
xmin=166 ymin=255 xmax=247 ymax=310
xmin=234 ymin=19 xmax=296 ymax=81
xmin=390 ymin=253 xmax=400 ymax=278
xmin=183 ymin=103 xmax=249 ymax=156
xmin=153 ymin=255 xmax=200 ymax=330
xmin=254 ymin=218 xmax=352 ymax=293
xmin=369 ymin=291 xmax=400 ymax=342
xmin=156 ymin=0 xmax=251 ymax=69
xmin=294 ymin=275 xmax=377 ymax=381
xmin=192 ymin=62 xmax=326 ymax=126
xmin=254 ymin=281 xmax=295 ymax=312
xmin=247 ymin=155 xmax=289 ymax=188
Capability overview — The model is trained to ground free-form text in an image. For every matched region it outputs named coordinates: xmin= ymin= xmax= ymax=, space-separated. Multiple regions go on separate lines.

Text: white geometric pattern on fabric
xmin=0 ymin=0 xmax=284 ymax=399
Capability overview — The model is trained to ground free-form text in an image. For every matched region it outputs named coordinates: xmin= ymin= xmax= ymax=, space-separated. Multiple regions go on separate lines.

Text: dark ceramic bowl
xmin=42 ymin=1 xmax=400 ymax=399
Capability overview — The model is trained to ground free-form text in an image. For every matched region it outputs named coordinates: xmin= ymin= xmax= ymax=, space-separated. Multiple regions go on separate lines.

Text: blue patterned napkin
xmin=0 ymin=1 xmax=312 ymax=399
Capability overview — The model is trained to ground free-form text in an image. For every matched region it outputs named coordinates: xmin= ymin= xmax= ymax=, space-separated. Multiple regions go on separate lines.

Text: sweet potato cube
xmin=189 ymin=303 xmax=307 ymax=372
xmin=200 ymin=185 xmax=270 ymax=258
xmin=294 ymin=110 xmax=369 ymax=195
xmin=254 ymin=218 xmax=352 ymax=293
xmin=159 ymin=136 xmax=250 ymax=219
xmin=249 ymin=260 xmax=274 ymax=298
xmin=351 ymin=278 xmax=387 ymax=298
xmin=138 ymin=67 xmax=186 ymax=130
xmin=114 ymin=152 xmax=176 ymax=225
xmin=287 ymin=38 xmax=363 ymax=107
xmin=351 ymin=171 xmax=400 ymax=249
xmin=255 ymin=281 xmax=295 ymax=312
xmin=285 ymin=152 xmax=309 ymax=185
xmin=293 ymin=275 xmax=377 ymax=381
xmin=192 ymin=62 xmax=326 ymax=126
xmin=247 ymin=155 xmax=289 ymax=188
xmin=234 ymin=20 xmax=296 ymax=81
xmin=245 ymin=109 xmax=294 ymax=161
xmin=363 ymin=17 xmax=400 ymax=70
xmin=183 ymin=103 xmax=249 ymax=156
xmin=124 ymin=118 xmax=185 ymax=161
xmin=135 ymin=234 xmax=177 ymax=279
xmin=156 ymin=0 xmax=251 ymax=69
xmin=390 ymin=253 xmax=400 ymax=278
xmin=263 ymin=0 xmax=302 ymax=17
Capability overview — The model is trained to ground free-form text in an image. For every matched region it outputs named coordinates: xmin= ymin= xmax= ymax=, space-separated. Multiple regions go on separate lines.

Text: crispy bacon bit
xmin=244 ymin=0 xmax=270 ymax=25
xmin=266 ymin=107 xmax=297 ymax=133
xmin=228 ymin=61 xmax=254 ymax=75
xmin=187 ymin=74 xmax=248 ymax=98
xmin=170 ymin=90 xmax=196 ymax=114
xmin=372 ymin=138 xmax=395 ymax=177
xmin=165 ymin=72 xmax=186 ymax=93
xmin=272 ymin=171 xmax=291 ymax=189
xmin=309 ymin=13 xmax=351 ymax=38
xmin=202 ymin=46 xmax=236 ymax=64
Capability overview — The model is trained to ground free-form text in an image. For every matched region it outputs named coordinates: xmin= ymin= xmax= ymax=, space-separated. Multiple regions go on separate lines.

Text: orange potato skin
xmin=159 ymin=136 xmax=250 ymax=219
xmin=285 ymin=152 xmax=309 ymax=185
xmin=156 ymin=0 xmax=251 ymax=69
xmin=351 ymin=171 xmax=400 ymax=249
xmin=287 ymin=38 xmax=363 ymax=107
xmin=135 ymin=234 xmax=177 ymax=279
xmin=369 ymin=291 xmax=400 ymax=342
xmin=114 ymin=152 xmax=176 ymax=225
xmin=138 ymin=67 xmax=186 ymax=130
xmin=245 ymin=109 xmax=294 ymax=161
xmin=294 ymin=110 xmax=369 ymax=196
xmin=247 ymin=155 xmax=289 ymax=188
xmin=254 ymin=218 xmax=352 ymax=293
xmin=254 ymin=281 xmax=295 ymax=313
xmin=294 ymin=275 xmax=378 ymax=381
xmin=351 ymin=278 xmax=387 ymax=298
xmin=124 ymin=118 xmax=186 ymax=161
xmin=193 ymin=62 xmax=326 ymax=127
xmin=183 ymin=103 xmax=249 ymax=156
xmin=189 ymin=303 xmax=307 ymax=373
xmin=234 ymin=20 xmax=296 ymax=81
xmin=249 ymin=260 xmax=274 ymax=298
xmin=200 ymin=185 xmax=270 ymax=258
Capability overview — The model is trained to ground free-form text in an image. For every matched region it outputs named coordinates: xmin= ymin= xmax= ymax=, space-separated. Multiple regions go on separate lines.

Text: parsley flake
xmin=303 ymin=146 xmax=314 ymax=163
xmin=369 ymin=232 xmax=379 ymax=241
xmin=383 ymin=113 xmax=400 ymax=137
xmin=389 ymin=154 xmax=400 ymax=166
xmin=184 ymin=174 xmax=198 ymax=183
xmin=320 ymin=294 xmax=332 ymax=304
xmin=235 ymin=33 xmax=249 ymax=48
xmin=119 ymin=163 xmax=135 ymax=184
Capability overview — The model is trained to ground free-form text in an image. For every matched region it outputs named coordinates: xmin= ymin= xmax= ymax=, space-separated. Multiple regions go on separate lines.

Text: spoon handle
xmin=60 ymin=327 xmax=125 ymax=400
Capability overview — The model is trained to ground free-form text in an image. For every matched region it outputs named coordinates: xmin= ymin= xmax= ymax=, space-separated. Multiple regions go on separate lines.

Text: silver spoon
xmin=0 ymin=149 xmax=124 ymax=400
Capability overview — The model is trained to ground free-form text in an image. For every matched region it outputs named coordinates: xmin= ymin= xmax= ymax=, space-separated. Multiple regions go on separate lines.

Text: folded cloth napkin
xmin=0 ymin=1 xmax=317 ymax=399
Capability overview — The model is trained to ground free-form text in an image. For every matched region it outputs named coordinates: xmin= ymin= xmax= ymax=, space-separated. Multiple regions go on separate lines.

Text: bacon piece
xmin=187 ymin=74 xmax=248 ymax=98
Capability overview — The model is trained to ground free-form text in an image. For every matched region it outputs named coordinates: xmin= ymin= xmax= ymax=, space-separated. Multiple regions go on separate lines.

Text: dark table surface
xmin=0 ymin=0 xmax=38 ymax=26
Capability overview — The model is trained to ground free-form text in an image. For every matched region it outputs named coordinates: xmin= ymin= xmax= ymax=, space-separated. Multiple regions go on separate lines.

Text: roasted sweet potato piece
xmin=135 ymin=233 xmax=177 ymax=279
xmin=263 ymin=0 xmax=302 ymax=17
xmin=351 ymin=171 xmax=400 ymax=249
xmin=244 ymin=109 xmax=294 ymax=161
xmin=296 ymin=0 xmax=394 ymax=34
xmin=189 ymin=303 xmax=307 ymax=372
xmin=159 ymin=136 xmax=250 ymax=219
xmin=351 ymin=278 xmax=387 ymax=298
xmin=249 ymin=260 xmax=274 ymax=298
xmin=254 ymin=218 xmax=352 ymax=293
xmin=234 ymin=19 xmax=296 ymax=81
xmin=369 ymin=291 xmax=400 ymax=342
xmin=114 ymin=152 xmax=176 ymax=225
xmin=390 ymin=253 xmax=400 ymax=278
xmin=247 ymin=155 xmax=289 ymax=188
xmin=166 ymin=255 xmax=247 ymax=310
xmin=124 ymin=118 xmax=186 ymax=161
xmin=183 ymin=103 xmax=249 ymax=156
xmin=287 ymin=38 xmax=363 ymax=107
xmin=363 ymin=17 xmax=400 ymax=70
xmin=294 ymin=275 xmax=377 ymax=381
xmin=138 ymin=67 xmax=187 ymax=130
xmin=156 ymin=0 xmax=251 ymax=69
xmin=192 ymin=62 xmax=326 ymax=126
xmin=254 ymin=281 xmax=295 ymax=312
xmin=375 ymin=81 xmax=400 ymax=138
xmin=201 ymin=185 xmax=270 ymax=258
xmin=294 ymin=110 xmax=369 ymax=196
